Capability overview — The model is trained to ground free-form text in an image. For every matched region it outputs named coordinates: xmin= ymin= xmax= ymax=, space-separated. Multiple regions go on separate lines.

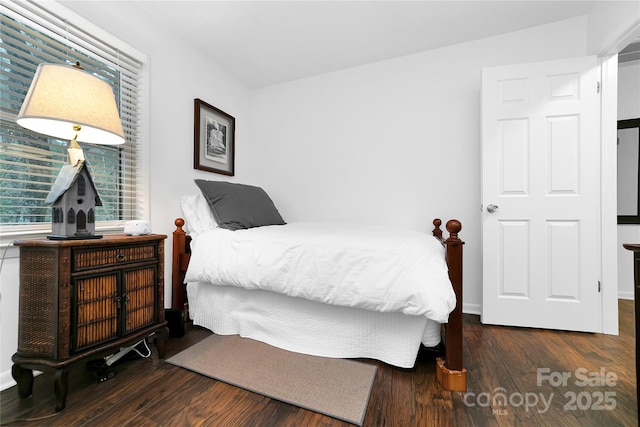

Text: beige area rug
xmin=166 ymin=334 xmax=377 ymax=426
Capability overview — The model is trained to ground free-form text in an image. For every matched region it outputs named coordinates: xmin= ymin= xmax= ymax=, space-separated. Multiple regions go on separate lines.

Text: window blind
xmin=0 ymin=0 xmax=143 ymax=230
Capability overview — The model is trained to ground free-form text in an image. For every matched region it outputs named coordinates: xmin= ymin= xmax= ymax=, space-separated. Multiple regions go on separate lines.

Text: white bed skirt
xmin=187 ymin=282 xmax=442 ymax=368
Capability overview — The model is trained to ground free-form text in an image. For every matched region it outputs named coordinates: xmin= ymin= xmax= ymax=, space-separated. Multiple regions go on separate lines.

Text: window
xmin=0 ymin=0 xmax=145 ymax=235
xmin=77 ymin=176 xmax=86 ymax=196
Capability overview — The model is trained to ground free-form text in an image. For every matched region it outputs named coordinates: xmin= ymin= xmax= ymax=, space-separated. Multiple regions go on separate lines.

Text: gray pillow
xmin=194 ymin=180 xmax=285 ymax=230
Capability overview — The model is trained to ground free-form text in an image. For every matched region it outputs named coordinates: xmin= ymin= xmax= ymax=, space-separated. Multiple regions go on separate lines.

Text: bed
xmin=171 ymin=180 xmax=466 ymax=391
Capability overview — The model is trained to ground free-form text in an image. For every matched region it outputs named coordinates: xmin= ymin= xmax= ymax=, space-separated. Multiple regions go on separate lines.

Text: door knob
xmin=487 ymin=204 xmax=499 ymax=213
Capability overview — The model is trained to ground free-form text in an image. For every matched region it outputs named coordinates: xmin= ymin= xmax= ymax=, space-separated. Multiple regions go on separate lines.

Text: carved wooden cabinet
xmin=12 ymin=234 xmax=168 ymax=412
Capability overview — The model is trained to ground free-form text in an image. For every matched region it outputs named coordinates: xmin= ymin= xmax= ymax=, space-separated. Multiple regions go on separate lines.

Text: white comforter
xmin=184 ymin=222 xmax=456 ymax=323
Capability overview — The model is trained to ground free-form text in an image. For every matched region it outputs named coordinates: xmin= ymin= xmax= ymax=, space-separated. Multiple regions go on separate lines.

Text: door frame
xmin=600 ymin=54 xmax=619 ymax=335
xmin=600 ymin=22 xmax=640 ymax=335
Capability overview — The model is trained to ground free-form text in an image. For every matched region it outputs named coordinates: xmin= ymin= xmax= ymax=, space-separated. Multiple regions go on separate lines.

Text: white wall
xmin=617 ymin=60 xmax=640 ymax=299
xmin=250 ymin=16 xmax=589 ymax=314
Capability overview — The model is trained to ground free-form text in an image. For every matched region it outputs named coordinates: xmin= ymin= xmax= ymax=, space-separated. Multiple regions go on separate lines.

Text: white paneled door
xmin=481 ymin=56 xmax=602 ymax=332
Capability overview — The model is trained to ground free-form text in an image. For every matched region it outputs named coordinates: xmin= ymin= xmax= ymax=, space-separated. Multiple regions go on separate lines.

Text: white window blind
xmin=0 ymin=0 xmax=144 ymax=232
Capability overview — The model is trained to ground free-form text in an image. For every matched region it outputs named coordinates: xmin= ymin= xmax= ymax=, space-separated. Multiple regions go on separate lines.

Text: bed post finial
xmin=175 ymin=218 xmax=185 ymax=231
xmin=446 ymin=219 xmax=462 ymax=243
xmin=432 ymin=218 xmax=443 ymax=241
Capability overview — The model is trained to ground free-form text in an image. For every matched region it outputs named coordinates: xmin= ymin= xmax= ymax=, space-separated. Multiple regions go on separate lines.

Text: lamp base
xmin=47 ymin=234 xmax=103 ymax=240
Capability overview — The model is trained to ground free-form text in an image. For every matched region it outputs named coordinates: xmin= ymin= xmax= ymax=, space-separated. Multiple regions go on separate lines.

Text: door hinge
xmin=598 ymin=281 xmax=601 ymax=292
xmin=597 ymin=81 xmax=601 ymax=93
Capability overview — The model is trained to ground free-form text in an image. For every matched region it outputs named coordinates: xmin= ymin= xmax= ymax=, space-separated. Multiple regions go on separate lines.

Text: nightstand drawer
xmin=73 ymin=243 xmax=157 ymax=272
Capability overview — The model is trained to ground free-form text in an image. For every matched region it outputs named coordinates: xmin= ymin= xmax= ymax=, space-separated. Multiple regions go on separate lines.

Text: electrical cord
xmin=0 ymin=411 xmax=61 ymax=425
xmin=132 ymin=338 xmax=152 ymax=359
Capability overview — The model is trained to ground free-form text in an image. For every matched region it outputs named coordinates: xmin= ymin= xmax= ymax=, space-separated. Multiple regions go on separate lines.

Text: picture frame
xmin=618 ymin=118 xmax=640 ymax=224
xmin=194 ymin=98 xmax=235 ymax=176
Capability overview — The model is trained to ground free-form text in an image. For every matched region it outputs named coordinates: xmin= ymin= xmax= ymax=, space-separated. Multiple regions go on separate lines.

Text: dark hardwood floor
xmin=1 ymin=300 xmax=636 ymax=426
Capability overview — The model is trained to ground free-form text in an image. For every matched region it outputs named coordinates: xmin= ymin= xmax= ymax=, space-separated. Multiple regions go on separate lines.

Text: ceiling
xmin=62 ymin=1 xmax=601 ymax=89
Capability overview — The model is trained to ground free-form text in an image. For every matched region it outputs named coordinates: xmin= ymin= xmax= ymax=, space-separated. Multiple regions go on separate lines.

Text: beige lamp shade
xmin=16 ymin=63 xmax=125 ymax=145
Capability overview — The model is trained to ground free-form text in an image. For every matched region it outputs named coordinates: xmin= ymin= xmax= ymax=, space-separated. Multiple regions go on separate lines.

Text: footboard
xmin=432 ymin=218 xmax=466 ymax=392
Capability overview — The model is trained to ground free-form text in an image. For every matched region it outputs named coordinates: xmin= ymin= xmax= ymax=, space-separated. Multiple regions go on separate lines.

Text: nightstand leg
xmin=11 ymin=364 xmax=33 ymax=398
xmin=54 ymin=368 xmax=69 ymax=412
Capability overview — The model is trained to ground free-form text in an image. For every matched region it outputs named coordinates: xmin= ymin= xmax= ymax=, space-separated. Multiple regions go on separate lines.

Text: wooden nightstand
xmin=11 ymin=234 xmax=168 ymax=412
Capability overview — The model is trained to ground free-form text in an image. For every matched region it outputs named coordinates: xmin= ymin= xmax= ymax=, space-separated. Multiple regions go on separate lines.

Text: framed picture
xmin=618 ymin=118 xmax=640 ymax=224
xmin=194 ymin=98 xmax=235 ymax=176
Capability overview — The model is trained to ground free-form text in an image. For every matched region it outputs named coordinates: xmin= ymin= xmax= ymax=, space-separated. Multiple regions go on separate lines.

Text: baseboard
xmin=463 ymin=302 xmax=481 ymax=316
xmin=618 ymin=292 xmax=635 ymax=300
xmin=1 ymin=369 xmax=16 ymax=392
xmin=1 ymin=368 xmax=42 ymax=392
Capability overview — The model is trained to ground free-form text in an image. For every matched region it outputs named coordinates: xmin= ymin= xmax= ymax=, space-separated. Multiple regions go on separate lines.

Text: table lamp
xmin=16 ymin=62 xmax=125 ymax=239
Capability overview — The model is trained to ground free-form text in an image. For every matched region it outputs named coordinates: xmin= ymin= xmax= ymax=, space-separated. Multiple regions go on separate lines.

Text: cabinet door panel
xmin=17 ymin=248 xmax=60 ymax=358
xmin=74 ymin=273 xmax=118 ymax=351
xmin=123 ymin=266 xmax=157 ymax=333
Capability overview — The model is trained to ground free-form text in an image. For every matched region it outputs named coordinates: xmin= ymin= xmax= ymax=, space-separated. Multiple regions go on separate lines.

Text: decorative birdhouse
xmin=45 ymin=160 xmax=102 ymax=240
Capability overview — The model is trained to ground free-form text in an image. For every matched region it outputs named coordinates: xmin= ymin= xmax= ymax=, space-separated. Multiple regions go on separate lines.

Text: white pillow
xmin=180 ymin=193 xmax=218 ymax=236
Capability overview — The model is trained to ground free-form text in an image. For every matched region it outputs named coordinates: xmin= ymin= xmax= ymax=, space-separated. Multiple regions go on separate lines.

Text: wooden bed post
xmin=433 ymin=219 xmax=467 ymax=392
xmin=171 ymin=218 xmax=189 ymax=311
